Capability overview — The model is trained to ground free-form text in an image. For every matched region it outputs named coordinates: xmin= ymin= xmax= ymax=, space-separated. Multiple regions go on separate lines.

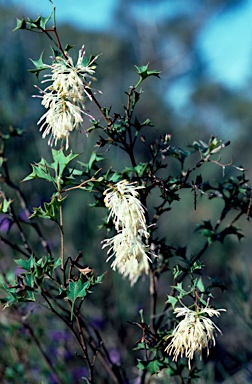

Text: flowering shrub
xmin=0 ymin=5 xmax=251 ymax=384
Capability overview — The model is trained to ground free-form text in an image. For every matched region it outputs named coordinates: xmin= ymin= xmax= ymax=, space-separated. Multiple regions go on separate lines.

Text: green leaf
xmin=15 ymin=256 xmax=35 ymax=272
xmin=171 ymin=282 xmax=188 ymax=298
xmin=94 ymin=274 xmax=104 ymax=284
xmin=36 ymin=14 xmax=52 ymax=30
xmin=29 ymin=52 xmax=48 ymax=76
xmin=67 ymin=280 xmax=90 ymax=303
xmin=173 ymin=264 xmax=183 ymax=279
xmin=24 ymin=11 xmax=53 ymax=30
xmin=166 ymin=295 xmax=178 ymax=310
xmin=51 ymin=149 xmax=79 ymax=178
xmin=139 ymin=118 xmax=154 ymax=128
xmin=190 ymin=260 xmax=204 ymax=273
xmin=64 ymin=44 xmax=75 ymax=52
xmin=80 ymin=151 xmax=104 ymax=174
xmin=29 ymin=195 xmax=64 ymax=222
xmin=135 ymin=63 xmax=161 ymax=81
xmin=137 ymin=359 xmax=165 ymax=375
xmin=123 ymin=163 xmax=148 ymax=178
xmin=147 ymin=360 xmax=165 ymax=375
xmin=0 ymin=197 xmax=13 ymax=213
xmin=13 ymin=18 xmax=27 ymax=31
xmin=23 ymin=158 xmax=55 ymax=183
xmin=195 ymin=220 xmax=216 ymax=244
xmin=67 ymin=280 xmax=90 ymax=320
xmin=194 ymin=277 xmax=205 ymax=293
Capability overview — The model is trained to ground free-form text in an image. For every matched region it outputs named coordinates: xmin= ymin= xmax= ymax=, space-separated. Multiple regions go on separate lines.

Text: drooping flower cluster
xmin=33 ymin=46 xmax=100 ymax=149
xmin=165 ymin=302 xmax=226 ymax=369
xmin=102 ymin=180 xmax=150 ymax=285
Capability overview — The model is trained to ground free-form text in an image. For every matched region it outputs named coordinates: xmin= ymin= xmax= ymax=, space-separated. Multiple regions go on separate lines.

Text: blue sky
xmin=11 ymin=0 xmax=118 ymax=31
xmin=199 ymin=0 xmax=252 ymax=88
xmin=9 ymin=0 xmax=252 ymax=89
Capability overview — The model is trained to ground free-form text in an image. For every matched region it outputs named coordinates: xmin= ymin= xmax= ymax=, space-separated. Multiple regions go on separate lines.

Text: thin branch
xmin=23 ymin=321 xmax=65 ymax=384
xmin=149 ymin=269 xmax=158 ymax=333
xmin=59 ymin=200 xmax=65 ymax=285
xmin=0 ymin=234 xmax=30 ymax=258
xmin=75 ymin=314 xmax=94 ymax=383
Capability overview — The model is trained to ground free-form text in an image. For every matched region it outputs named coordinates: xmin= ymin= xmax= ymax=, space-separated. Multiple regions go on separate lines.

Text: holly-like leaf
xmin=13 ymin=18 xmax=27 ymax=31
xmin=0 ymin=197 xmax=13 ymax=213
xmin=190 ymin=260 xmax=204 ymax=273
xmin=123 ymin=163 xmax=148 ymax=178
xmin=67 ymin=280 xmax=90 ymax=320
xmin=194 ymin=277 xmax=205 ymax=293
xmin=137 ymin=358 xmax=165 ymax=375
xmin=195 ymin=220 xmax=216 ymax=244
xmin=29 ymin=195 xmax=64 ymax=222
xmin=80 ymin=151 xmax=104 ymax=174
xmin=67 ymin=280 xmax=90 ymax=302
xmin=171 ymin=282 xmax=188 ymax=298
xmin=135 ymin=64 xmax=161 ymax=80
xmin=23 ymin=158 xmax=55 ymax=184
xmin=166 ymin=295 xmax=178 ymax=310
xmin=51 ymin=149 xmax=79 ymax=179
xmin=15 ymin=256 xmax=35 ymax=272
xmin=64 ymin=44 xmax=75 ymax=53
xmin=29 ymin=52 xmax=48 ymax=77
xmin=35 ymin=14 xmax=52 ymax=30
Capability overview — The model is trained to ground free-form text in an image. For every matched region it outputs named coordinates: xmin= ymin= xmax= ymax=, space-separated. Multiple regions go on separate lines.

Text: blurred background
xmin=1 ymin=0 xmax=252 ymax=382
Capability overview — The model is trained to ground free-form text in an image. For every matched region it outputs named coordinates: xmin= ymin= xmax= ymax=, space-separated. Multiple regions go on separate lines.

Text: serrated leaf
xmin=135 ymin=64 xmax=161 ymax=80
xmin=25 ymin=11 xmax=53 ymax=30
xmin=166 ymin=295 xmax=178 ymax=310
xmin=137 ymin=359 xmax=165 ymax=375
xmin=94 ymin=274 xmax=104 ymax=284
xmin=29 ymin=195 xmax=64 ymax=222
xmin=23 ymin=158 xmax=55 ymax=183
xmin=15 ymin=257 xmax=35 ymax=271
xmin=124 ymin=163 xmax=148 ymax=178
xmin=194 ymin=277 xmax=205 ymax=292
xmin=36 ymin=14 xmax=52 ymax=30
xmin=173 ymin=264 xmax=183 ymax=279
xmin=67 ymin=280 xmax=90 ymax=320
xmin=29 ymin=52 xmax=48 ymax=76
xmin=190 ymin=260 xmax=204 ymax=273
xmin=67 ymin=280 xmax=89 ymax=302
xmin=51 ymin=149 xmax=79 ymax=178
xmin=171 ymin=282 xmax=188 ymax=298
xmin=64 ymin=44 xmax=75 ymax=52
xmin=13 ymin=18 xmax=27 ymax=31
xmin=140 ymin=118 xmax=154 ymax=128
xmin=80 ymin=152 xmax=104 ymax=173
xmin=0 ymin=198 xmax=13 ymax=213
xmin=147 ymin=359 xmax=165 ymax=375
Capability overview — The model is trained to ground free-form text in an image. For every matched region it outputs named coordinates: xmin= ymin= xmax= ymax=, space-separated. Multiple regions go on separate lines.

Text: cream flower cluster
xmin=34 ymin=46 xmax=100 ymax=149
xmin=102 ymin=180 xmax=150 ymax=285
xmin=165 ymin=302 xmax=226 ymax=369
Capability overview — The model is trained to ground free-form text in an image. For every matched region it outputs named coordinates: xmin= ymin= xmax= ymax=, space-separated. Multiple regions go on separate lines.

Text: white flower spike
xmin=165 ymin=302 xmax=226 ymax=369
xmin=103 ymin=180 xmax=150 ymax=285
xmin=33 ymin=46 xmax=101 ymax=149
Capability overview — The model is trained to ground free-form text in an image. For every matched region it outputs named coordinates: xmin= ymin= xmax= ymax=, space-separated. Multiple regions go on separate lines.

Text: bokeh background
xmin=1 ymin=0 xmax=252 ymax=382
